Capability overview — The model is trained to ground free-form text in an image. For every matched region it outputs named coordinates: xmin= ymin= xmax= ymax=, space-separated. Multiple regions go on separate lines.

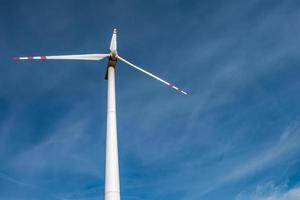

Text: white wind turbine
xmin=15 ymin=29 xmax=189 ymax=200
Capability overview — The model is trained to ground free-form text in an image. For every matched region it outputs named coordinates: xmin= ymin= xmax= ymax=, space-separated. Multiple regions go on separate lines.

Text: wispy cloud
xmin=0 ymin=101 xmax=104 ymax=199
xmin=0 ymin=172 xmax=67 ymax=200
xmin=236 ymin=181 xmax=300 ymax=200
xmin=0 ymin=172 xmax=36 ymax=188
xmin=219 ymin=121 xmax=300 ymax=183
xmin=143 ymin=121 xmax=300 ymax=200
xmin=9 ymin=101 xmax=101 ymax=175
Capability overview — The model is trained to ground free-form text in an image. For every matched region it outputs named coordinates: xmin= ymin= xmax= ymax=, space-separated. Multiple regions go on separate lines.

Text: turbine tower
xmin=14 ymin=29 xmax=189 ymax=200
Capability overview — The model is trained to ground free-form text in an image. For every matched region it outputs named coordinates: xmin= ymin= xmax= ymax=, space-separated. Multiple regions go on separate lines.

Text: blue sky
xmin=1 ymin=0 xmax=300 ymax=199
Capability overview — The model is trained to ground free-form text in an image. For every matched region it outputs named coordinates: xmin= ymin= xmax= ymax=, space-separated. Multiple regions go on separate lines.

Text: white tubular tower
xmin=104 ymin=28 xmax=120 ymax=200
xmin=105 ymin=62 xmax=120 ymax=200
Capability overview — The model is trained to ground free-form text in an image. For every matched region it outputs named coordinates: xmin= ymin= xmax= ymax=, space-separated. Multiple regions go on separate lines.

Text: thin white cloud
xmin=224 ymin=124 xmax=300 ymax=181
xmin=0 ymin=172 xmax=67 ymax=200
xmin=236 ymin=182 xmax=300 ymax=200
xmin=143 ymin=119 xmax=300 ymax=200
xmin=9 ymin=101 xmax=102 ymax=176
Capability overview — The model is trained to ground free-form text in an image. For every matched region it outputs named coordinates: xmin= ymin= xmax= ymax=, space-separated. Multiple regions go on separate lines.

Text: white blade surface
xmin=14 ymin=54 xmax=109 ymax=61
xmin=117 ymin=56 xmax=189 ymax=95
xmin=110 ymin=29 xmax=117 ymax=52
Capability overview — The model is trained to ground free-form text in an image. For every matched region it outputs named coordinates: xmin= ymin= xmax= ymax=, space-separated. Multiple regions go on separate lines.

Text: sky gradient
xmin=1 ymin=0 xmax=300 ymax=199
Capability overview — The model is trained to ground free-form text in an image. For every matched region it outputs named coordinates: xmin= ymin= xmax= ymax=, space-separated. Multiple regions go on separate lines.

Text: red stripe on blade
xmin=41 ymin=56 xmax=47 ymax=60
xmin=13 ymin=57 xmax=20 ymax=60
xmin=28 ymin=56 xmax=34 ymax=60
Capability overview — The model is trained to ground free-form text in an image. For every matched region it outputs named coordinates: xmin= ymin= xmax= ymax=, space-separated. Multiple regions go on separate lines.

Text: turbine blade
xmin=117 ymin=56 xmax=189 ymax=96
xmin=110 ymin=29 xmax=117 ymax=52
xmin=14 ymin=54 xmax=110 ymax=61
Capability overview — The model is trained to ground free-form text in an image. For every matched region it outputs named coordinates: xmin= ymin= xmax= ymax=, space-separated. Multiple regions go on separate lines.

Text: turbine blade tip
xmin=13 ymin=57 xmax=20 ymax=60
xmin=113 ymin=28 xmax=117 ymax=34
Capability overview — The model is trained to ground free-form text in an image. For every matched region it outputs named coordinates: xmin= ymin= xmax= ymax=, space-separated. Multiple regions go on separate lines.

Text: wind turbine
xmin=14 ymin=29 xmax=189 ymax=200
